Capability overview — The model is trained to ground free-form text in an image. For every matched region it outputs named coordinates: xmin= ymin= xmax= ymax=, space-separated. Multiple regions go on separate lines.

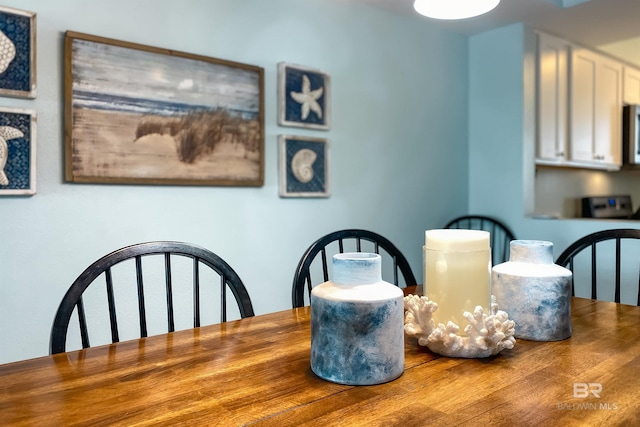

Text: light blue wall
xmin=0 ymin=0 xmax=469 ymax=363
xmin=469 ymin=24 xmax=528 ymax=220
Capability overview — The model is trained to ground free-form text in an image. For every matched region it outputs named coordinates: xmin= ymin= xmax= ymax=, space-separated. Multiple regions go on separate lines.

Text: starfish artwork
xmin=290 ymin=74 xmax=324 ymax=120
xmin=278 ymin=63 xmax=330 ymax=130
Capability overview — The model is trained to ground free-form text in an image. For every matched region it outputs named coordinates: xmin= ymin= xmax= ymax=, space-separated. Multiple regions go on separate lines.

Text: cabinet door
xmin=570 ymin=47 xmax=597 ymax=163
xmin=623 ymin=66 xmax=640 ymax=105
xmin=570 ymin=48 xmax=622 ymax=166
xmin=536 ymin=33 xmax=569 ymax=162
xmin=595 ymin=56 xmax=622 ymax=165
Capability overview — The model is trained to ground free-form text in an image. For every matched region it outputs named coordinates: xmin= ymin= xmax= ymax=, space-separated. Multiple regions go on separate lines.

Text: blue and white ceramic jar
xmin=310 ymin=252 xmax=404 ymax=385
xmin=492 ymin=240 xmax=573 ymax=341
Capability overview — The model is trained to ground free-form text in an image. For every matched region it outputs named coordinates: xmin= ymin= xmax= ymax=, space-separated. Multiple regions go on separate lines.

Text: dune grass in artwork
xmin=64 ymin=31 xmax=264 ymax=186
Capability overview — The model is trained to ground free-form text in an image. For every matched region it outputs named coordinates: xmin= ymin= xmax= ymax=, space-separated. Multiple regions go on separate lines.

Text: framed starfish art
xmin=278 ymin=63 xmax=330 ymax=131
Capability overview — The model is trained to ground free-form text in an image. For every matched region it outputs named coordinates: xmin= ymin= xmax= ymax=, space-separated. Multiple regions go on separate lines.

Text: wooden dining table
xmin=1 ymin=287 xmax=639 ymax=426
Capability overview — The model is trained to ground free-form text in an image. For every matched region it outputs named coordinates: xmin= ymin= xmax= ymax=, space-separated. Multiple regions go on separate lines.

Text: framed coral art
xmin=0 ymin=107 xmax=36 ymax=195
xmin=0 ymin=6 xmax=36 ymax=98
xmin=278 ymin=62 xmax=330 ymax=130
xmin=278 ymin=135 xmax=329 ymax=198
xmin=64 ymin=31 xmax=264 ymax=186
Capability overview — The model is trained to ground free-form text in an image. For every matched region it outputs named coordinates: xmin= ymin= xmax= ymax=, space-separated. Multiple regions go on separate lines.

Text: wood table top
xmin=1 ymin=293 xmax=639 ymax=426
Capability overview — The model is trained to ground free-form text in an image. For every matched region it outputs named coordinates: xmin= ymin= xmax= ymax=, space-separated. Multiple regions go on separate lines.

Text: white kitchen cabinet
xmin=535 ymin=31 xmax=624 ymax=171
xmin=569 ymin=47 xmax=622 ymax=169
xmin=623 ymin=66 xmax=640 ymax=105
xmin=536 ymin=32 xmax=569 ymax=165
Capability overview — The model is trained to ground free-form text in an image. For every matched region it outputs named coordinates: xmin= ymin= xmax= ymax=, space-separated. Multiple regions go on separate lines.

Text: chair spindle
xmin=615 ymin=238 xmax=621 ymax=303
xmin=164 ymin=253 xmax=175 ymax=332
xmin=193 ymin=257 xmax=201 ymax=327
xmin=77 ymin=296 xmax=90 ymax=349
xmin=105 ymin=268 xmax=119 ymax=343
xmin=590 ymin=244 xmax=597 ymax=300
xmin=220 ymin=274 xmax=227 ymax=323
xmin=135 ymin=255 xmax=148 ymax=338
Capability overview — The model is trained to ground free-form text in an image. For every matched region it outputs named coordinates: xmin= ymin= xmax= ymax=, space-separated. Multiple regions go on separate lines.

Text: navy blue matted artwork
xmin=0 ymin=107 xmax=36 ymax=195
xmin=0 ymin=6 xmax=36 ymax=99
xmin=278 ymin=62 xmax=330 ymax=131
xmin=278 ymin=135 xmax=329 ymax=198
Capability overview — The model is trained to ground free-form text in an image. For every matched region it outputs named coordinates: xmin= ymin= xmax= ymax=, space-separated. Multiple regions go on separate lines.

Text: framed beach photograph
xmin=0 ymin=6 xmax=36 ymax=98
xmin=278 ymin=62 xmax=330 ymax=130
xmin=278 ymin=135 xmax=329 ymax=198
xmin=0 ymin=107 xmax=36 ymax=195
xmin=64 ymin=31 xmax=264 ymax=186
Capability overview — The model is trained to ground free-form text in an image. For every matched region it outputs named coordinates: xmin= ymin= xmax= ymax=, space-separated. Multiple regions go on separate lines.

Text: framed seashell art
xmin=278 ymin=63 xmax=330 ymax=131
xmin=0 ymin=106 xmax=36 ymax=195
xmin=0 ymin=6 xmax=36 ymax=99
xmin=278 ymin=135 xmax=329 ymax=197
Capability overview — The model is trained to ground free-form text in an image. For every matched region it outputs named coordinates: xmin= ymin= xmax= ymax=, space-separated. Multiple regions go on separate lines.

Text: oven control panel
xmin=582 ymin=195 xmax=633 ymax=218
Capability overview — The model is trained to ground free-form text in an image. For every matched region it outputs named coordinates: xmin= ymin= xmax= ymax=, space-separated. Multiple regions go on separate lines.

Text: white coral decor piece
xmin=404 ymin=294 xmax=516 ymax=358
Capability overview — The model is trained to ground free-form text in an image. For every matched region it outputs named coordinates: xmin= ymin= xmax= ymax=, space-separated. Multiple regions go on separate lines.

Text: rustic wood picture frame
xmin=0 ymin=6 xmax=36 ymax=99
xmin=64 ymin=31 xmax=264 ymax=186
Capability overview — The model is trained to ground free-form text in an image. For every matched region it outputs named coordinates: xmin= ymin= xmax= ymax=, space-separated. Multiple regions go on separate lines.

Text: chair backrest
xmin=556 ymin=228 xmax=640 ymax=306
xmin=291 ymin=229 xmax=417 ymax=308
xmin=443 ymin=215 xmax=516 ymax=265
xmin=50 ymin=241 xmax=254 ymax=354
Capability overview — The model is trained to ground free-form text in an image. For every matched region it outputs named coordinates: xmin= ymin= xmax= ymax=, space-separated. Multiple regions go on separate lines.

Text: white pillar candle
xmin=424 ymin=229 xmax=491 ymax=329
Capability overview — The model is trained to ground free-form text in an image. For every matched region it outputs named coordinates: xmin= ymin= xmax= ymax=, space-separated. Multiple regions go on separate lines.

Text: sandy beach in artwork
xmin=70 ymin=108 xmax=261 ymax=183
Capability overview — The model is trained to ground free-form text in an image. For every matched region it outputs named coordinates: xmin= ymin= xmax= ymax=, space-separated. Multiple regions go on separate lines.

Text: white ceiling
xmin=349 ymin=0 xmax=640 ymax=47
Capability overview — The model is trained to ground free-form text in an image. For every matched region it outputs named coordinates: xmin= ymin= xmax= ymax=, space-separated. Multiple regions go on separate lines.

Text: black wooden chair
xmin=556 ymin=228 xmax=640 ymax=306
xmin=50 ymin=241 xmax=254 ymax=354
xmin=444 ymin=215 xmax=516 ymax=265
xmin=291 ymin=229 xmax=417 ymax=308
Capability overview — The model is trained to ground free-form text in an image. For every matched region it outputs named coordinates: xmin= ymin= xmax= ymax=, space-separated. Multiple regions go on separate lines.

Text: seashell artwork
xmin=278 ymin=134 xmax=329 ymax=197
xmin=0 ymin=7 xmax=36 ymax=99
xmin=404 ymin=294 xmax=516 ymax=358
xmin=0 ymin=29 xmax=16 ymax=74
xmin=291 ymin=148 xmax=316 ymax=183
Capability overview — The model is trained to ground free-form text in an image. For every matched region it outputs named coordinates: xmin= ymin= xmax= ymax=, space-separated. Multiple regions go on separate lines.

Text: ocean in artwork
xmin=68 ymin=38 xmax=262 ymax=182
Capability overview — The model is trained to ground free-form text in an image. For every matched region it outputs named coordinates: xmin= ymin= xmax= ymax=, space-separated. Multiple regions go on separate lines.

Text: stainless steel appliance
xmin=623 ymin=105 xmax=640 ymax=165
xmin=582 ymin=195 xmax=633 ymax=219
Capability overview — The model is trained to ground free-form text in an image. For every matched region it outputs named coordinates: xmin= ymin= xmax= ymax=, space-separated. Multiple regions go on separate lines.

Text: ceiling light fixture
xmin=413 ymin=0 xmax=501 ymax=20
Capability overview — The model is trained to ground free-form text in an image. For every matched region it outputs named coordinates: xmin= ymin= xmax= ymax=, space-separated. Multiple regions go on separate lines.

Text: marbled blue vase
xmin=492 ymin=240 xmax=573 ymax=341
xmin=310 ymin=252 xmax=404 ymax=385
